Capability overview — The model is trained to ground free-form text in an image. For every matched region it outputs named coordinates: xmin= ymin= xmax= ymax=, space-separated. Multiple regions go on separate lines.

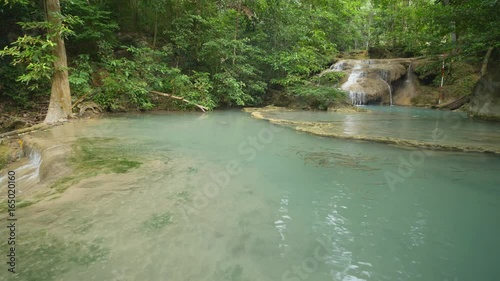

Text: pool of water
xmin=261 ymin=106 xmax=500 ymax=152
xmin=1 ymin=109 xmax=499 ymax=281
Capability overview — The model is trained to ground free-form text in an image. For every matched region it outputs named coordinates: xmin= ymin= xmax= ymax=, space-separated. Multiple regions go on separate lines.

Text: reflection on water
xmin=0 ymin=110 xmax=499 ymax=281
xmin=342 ymin=114 xmax=359 ymax=136
xmin=262 ymin=106 xmax=500 ymax=152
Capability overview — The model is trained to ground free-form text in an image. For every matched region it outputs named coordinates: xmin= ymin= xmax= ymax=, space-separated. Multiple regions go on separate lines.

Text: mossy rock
xmin=50 ymin=137 xmax=142 ymax=192
xmin=0 ymin=143 xmax=9 ymax=170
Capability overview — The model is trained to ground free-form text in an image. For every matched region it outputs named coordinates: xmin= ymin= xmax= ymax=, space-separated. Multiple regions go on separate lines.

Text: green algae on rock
xmin=51 ymin=137 xmax=142 ymax=192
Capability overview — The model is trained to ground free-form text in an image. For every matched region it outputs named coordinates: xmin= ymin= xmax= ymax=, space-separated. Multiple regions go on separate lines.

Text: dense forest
xmin=0 ymin=0 xmax=499 ymax=122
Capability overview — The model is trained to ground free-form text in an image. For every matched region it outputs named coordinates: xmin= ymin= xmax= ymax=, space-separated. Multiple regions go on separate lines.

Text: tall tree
xmin=44 ymin=0 xmax=72 ymax=123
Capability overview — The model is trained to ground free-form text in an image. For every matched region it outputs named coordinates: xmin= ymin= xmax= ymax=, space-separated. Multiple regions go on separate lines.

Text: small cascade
xmin=344 ymin=69 xmax=366 ymax=86
xmin=349 ymin=91 xmax=367 ymax=105
xmin=393 ymin=62 xmax=417 ymax=105
xmin=406 ymin=62 xmax=413 ymax=82
xmin=0 ymin=149 xmax=42 ymax=189
xmin=330 ymin=60 xmax=346 ymax=71
xmin=379 ymin=77 xmax=393 ymax=106
xmin=17 ymin=149 xmax=42 ymax=183
xmin=378 ymin=69 xmax=389 ymax=82
xmin=342 ymin=66 xmax=368 ymax=105
xmin=330 ymin=58 xmax=409 ymax=105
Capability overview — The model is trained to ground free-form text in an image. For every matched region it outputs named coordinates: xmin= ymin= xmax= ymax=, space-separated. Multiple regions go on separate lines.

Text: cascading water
xmin=340 ymin=63 xmax=368 ymax=105
xmin=0 ymin=149 xmax=42 ymax=189
xmin=407 ymin=62 xmax=413 ymax=81
xmin=379 ymin=78 xmax=393 ymax=106
xmin=348 ymin=91 xmax=366 ymax=105
xmin=330 ymin=59 xmax=408 ymax=106
xmin=377 ymin=70 xmax=393 ymax=106
xmin=392 ymin=62 xmax=417 ymax=105
xmin=330 ymin=60 xmax=346 ymax=71
xmin=18 ymin=149 xmax=42 ymax=183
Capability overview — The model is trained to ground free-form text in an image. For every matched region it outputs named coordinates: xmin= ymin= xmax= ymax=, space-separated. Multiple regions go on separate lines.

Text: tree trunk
xmin=44 ymin=0 xmax=72 ymax=124
xmin=442 ymin=0 xmax=457 ymax=46
xmin=153 ymin=15 xmax=158 ymax=49
xmin=232 ymin=2 xmax=241 ymax=65
xmin=481 ymin=47 xmax=494 ymax=76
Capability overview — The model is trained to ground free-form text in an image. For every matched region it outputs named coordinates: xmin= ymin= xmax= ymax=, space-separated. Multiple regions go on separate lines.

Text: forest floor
xmin=0 ymin=101 xmax=47 ymax=134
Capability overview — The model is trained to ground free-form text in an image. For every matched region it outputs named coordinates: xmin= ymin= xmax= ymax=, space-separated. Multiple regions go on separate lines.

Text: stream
xmin=0 ymin=108 xmax=499 ymax=281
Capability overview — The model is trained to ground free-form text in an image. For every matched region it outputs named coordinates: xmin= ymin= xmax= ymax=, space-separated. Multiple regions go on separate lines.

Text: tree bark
xmin=481 ymin=47 xmax=494 ymax=76
xmin=153 ymin=15 xmax=158 ymax=49
xmin=442 ymin=0 xmax=457 ymax=46
xmin=44 ymin=0 xmax=72 ymax=123
xmin=434 ymin=95 xmax=470 ymax=110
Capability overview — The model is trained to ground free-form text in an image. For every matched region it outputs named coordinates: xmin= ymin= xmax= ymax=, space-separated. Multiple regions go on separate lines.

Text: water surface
xmin=1 ymin=109 xmax=499 ymax=281
xmin=261 ymin=106 xmax=500 ymax=152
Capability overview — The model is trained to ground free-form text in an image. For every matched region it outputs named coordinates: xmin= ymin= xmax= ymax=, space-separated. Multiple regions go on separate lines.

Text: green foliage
xmin=0 ymin=34 xmax=56 ymax=88
xmin=0 ymin=0 xmax=28 ymax=5
xmin=268 ymin=46 xmax=329 ymax=86
xmin=198 ymin=11 xmax=266 ymax=106
xmin=63 ymin=0 xmax=119 ymax=57
xmin=318 ymin=71 xmax=345 ymax=85
xmin=68 ymin=54 xmax=93 ymax=98
xmin=97 ymin=45 xmax=203 ymax=110
xmin=287 ymin=84 xmax=347 ymax=110
xmin=0 ymin=5 xmax=80 ymax=109
xmin=2 ymin=0 xmax=495 ymax=112
xmin=176 ymin=71 xmax=216 ymax=110
xmin=368 ymin=0 xmax=500 ymax=60
xmin=97 ymin=61 xmax=149 ymax=110
xmin=95 ymin=46 xmax=170 ymax=110
xmin=0 ymin=62 xmax=49 ymax=107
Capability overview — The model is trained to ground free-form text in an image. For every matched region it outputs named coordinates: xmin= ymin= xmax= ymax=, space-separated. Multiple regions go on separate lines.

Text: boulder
xmin=468 ymin=64 xmax=500 ymax=121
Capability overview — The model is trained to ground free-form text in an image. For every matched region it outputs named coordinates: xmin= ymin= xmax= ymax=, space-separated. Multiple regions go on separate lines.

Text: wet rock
xmin=3 ymin=117 xmax=28 ymax=130
xmin=327 ymin=104 xmax=368 ymax=113
xmin=77 ymin=101 xmax=103 ymax=116
xmin=468 ymin=63 xmax=500 ymax=121
xmin=330 ymin=59 xmax=410 ymax=105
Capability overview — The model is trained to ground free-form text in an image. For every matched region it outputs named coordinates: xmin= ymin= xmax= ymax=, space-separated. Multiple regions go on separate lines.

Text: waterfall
xmin=330 ymin=60 xmax=346 ymax=71
xmin=392 ymin=61 xmax=417 ymax=105
xmin=330 ymin=59 xmax=408 ymax=106
xmin=342 ymin=66 xmax=368 ymax=105
xmin=17 ymin=149 xmax=42 ymax=183
xmin=0 ymin=149 xmax=42 ymax=189
xmin=406 ymin=62 xmax=413 ymax=82
xmin=379 ymin=77 xmax=393 ymax=106
xmin=349 ymin=91 xmax=367 ymax=105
